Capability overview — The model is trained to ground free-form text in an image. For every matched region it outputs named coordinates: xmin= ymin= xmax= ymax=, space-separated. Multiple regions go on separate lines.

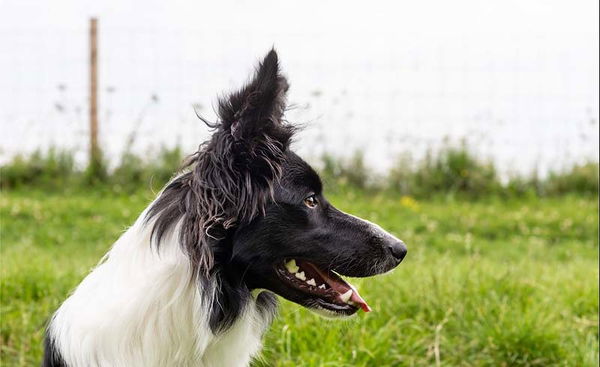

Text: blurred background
xmin=1 ymin=0 xmax=598 ymax=178
xmin=1 ymin=1 xmax=598 ymax=366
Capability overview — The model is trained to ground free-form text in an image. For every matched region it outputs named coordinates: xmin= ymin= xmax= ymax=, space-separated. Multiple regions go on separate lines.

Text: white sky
xmin=2 ymin=0 xmax=597 ymax=35
xmin=1 ymin=0 xmax=598 ymax=174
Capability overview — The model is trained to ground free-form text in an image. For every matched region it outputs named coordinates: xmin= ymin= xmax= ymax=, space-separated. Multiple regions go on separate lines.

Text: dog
xmin=43 ymin=49 xmax=407 ymax=367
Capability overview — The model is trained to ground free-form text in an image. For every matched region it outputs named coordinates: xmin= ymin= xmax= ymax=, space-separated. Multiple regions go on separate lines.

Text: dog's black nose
xmin=387 ymin=239 xmax=407 ymax=262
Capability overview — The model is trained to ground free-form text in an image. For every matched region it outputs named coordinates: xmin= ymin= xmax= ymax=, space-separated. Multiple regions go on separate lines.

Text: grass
xmin=1 ymin=188 xmax=598 ymax=366
xmin=2 ymin=146 xmax=598 ymax=198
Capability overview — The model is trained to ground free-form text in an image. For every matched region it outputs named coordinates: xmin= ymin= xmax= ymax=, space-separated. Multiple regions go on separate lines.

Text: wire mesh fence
xmin=1 ymin=21 xmax=598 ymax=176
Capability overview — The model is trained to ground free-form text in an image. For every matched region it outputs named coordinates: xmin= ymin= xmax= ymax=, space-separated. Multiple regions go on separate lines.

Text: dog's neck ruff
xmin=46 ymin=205 xmax=276 ymax=367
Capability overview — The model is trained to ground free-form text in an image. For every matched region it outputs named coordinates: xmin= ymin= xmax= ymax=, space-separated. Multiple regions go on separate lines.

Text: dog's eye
xmin=303 ymin=195 xmax=318 ymax=208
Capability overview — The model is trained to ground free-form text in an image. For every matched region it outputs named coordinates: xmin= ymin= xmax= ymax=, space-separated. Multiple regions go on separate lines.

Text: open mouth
xmin=275 ymin=259 xmax=371 ymax=315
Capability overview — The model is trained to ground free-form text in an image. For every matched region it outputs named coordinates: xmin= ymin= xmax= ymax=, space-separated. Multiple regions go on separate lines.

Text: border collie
xmin=43 ymin=49 xmax=407 ymax=367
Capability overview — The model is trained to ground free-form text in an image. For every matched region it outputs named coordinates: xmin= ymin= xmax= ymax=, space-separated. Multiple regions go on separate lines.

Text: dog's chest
xmin=202 ymin=304 xmax=271 ymax=367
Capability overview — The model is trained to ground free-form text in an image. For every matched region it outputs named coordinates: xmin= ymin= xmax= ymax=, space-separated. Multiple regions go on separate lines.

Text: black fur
xmin=145 ymin=49 xmax=406 ymax=334
xmin=146 ymin=49 xmax=294 ymax=276
xmin=146 ymin=50 xmax=293 ymax=331
xmin=42 ymin=49 xmax=407 ymax=365
xmin=42 ymin=335 xmax=66 ymax=367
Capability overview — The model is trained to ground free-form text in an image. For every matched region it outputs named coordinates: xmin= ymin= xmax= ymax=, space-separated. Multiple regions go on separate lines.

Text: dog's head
xmin=148 ymin=50 xmax=406 ymax=319
xmin=233 ymin=150 xmax=407 ymax=317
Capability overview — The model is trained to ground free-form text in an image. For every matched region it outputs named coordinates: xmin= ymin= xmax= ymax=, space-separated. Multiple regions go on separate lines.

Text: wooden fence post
xmin=89 ymin=17 xmax=99 ymax=166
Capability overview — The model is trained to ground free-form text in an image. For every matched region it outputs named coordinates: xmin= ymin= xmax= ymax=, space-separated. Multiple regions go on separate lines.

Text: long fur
xmin=147 ymin=49 xmax=293 ymax=276
xmin=45 ymin=50 xmax=288 ymax=367
xmin=44 ymin=49 xmax=407 ymax=367
xmin=47 ymin=208 xmax=274 ymax=366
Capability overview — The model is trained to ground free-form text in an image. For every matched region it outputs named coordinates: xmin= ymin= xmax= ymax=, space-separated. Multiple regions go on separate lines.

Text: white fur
xmin=48 ymin=206 xmax=271 ymax=367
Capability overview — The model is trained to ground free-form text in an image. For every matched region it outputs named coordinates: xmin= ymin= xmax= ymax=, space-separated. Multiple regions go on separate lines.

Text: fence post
xmin=89 ymin=17 xmax=99 ymax=167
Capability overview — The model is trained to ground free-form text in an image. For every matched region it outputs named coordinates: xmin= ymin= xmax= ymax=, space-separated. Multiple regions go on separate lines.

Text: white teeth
xmin=340 ymin=289 xmax=353 ymax=303
xmin=295 ymin=271 xmax=306 ymax=281
xmin=318 ymin=284 xmax=326 ymax=290
xmin=306 ymin=279 xmax=316 ymax=286
xmin=285 ymin=259 xmax=299 ymax=273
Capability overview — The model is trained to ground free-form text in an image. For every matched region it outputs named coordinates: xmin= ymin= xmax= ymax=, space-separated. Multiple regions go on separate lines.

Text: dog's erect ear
xmin=147 ymin=50 xmax=294 ymax=275
xmin=217 ymin=49 xmax=290 ymax=142
xmin=202 ymin=48 xmax=294 ymax=219
xmin=206 ymin=49 xmax=293 ymax=221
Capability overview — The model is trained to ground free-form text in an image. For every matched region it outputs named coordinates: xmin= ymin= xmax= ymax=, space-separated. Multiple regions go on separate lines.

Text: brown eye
xmin=304 ymin=195 xmax=318 ymax=208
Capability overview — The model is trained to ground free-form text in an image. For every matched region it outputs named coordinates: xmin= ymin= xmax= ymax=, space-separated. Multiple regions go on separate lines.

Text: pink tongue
xmin=349 ymin=289 xmax=372 ymax=312
xmin=303 ymin=262 xmax=372 ymax=312
xmin=331 ymin=283 xmax=371 ymax=313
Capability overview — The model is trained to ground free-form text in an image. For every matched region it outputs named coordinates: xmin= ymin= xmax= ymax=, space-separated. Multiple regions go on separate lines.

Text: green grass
xmin=2 ymin=147 xmax=598 ymax=198
xmin=1 ymin=189 xmax=598 ymax=366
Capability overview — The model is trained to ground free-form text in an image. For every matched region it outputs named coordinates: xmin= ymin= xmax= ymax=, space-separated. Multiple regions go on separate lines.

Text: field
xmin=1 ymin=189 xmax=598 ymax=366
